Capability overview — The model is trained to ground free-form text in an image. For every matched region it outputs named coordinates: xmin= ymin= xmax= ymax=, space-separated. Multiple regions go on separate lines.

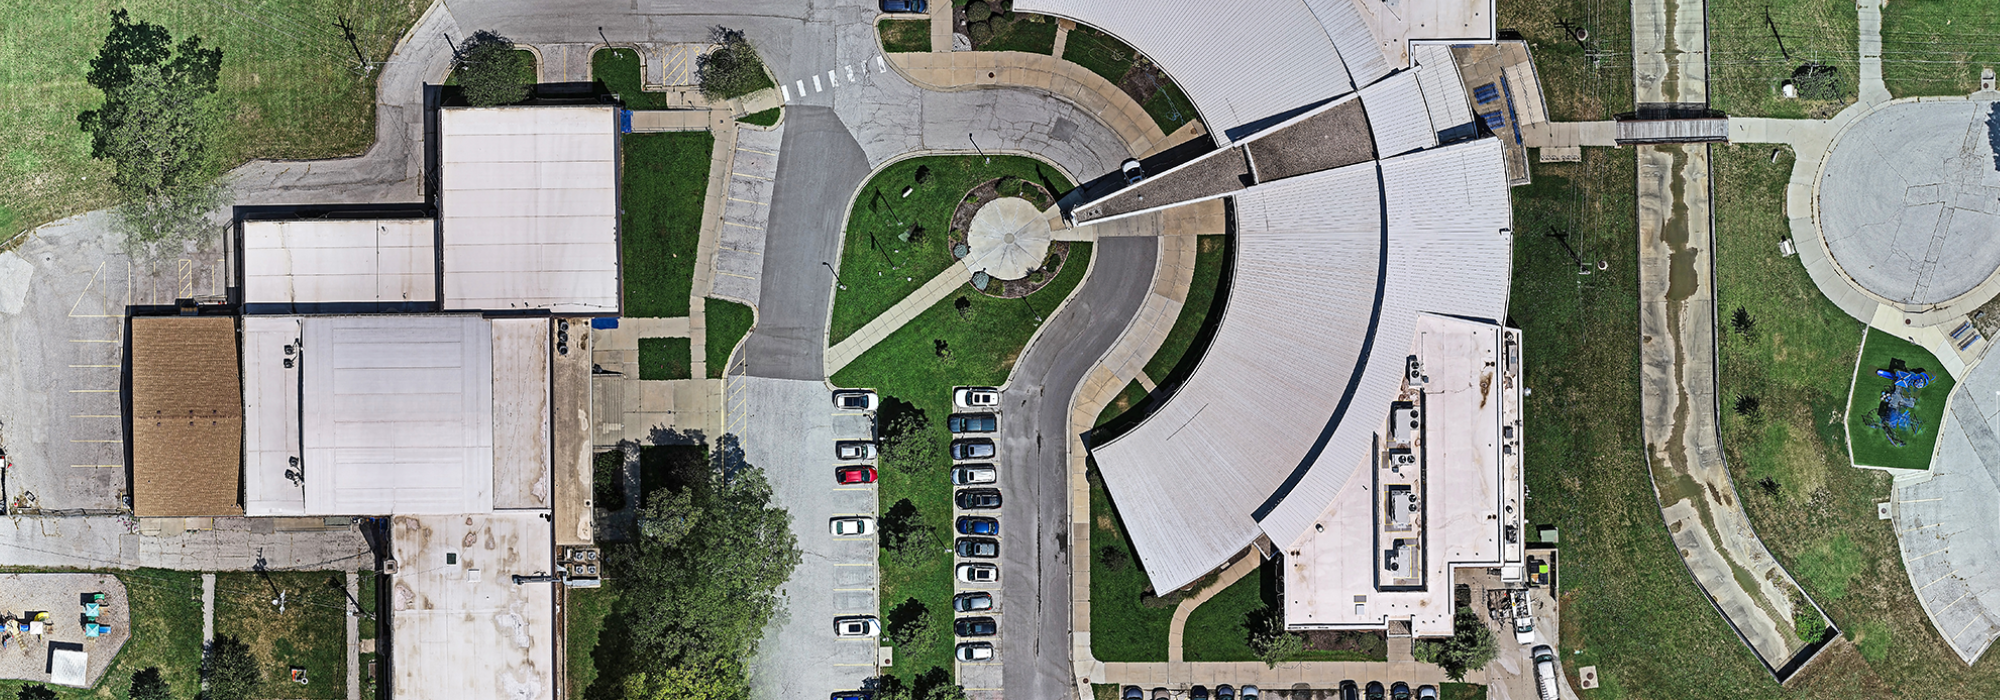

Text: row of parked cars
xmin=950 ymin=387 xmax=1002 ymax=663
xmin=831 ymin=390 xmax=884 ymax=644
xmin=1123 ymin=682 xmax=1436 ymax=700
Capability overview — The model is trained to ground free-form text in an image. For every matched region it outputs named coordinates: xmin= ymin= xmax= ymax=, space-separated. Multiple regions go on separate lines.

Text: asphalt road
xmin=998 ymin=237 xmax=1159 ymax=700
xmin=739 ymin=106 xmax=871 ymax=380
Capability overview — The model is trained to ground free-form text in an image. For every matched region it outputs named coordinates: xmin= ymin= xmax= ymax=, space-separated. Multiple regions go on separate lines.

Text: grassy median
xmin=705 ymin=298 xmax=755 ymax=378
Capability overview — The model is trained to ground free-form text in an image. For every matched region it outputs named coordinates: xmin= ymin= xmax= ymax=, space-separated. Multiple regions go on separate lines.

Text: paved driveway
xmin=739 ymin=107 xmax=871 ymax=380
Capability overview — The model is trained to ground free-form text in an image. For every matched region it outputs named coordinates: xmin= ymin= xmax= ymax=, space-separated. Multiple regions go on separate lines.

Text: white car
xmin=835 ymin=441 xmax=877 ymax=461
xmin=956 ymin=642 xmax=994 ymax=661
xmin=951 ymin=464 xmax=997 ymax=485
xmin=954 ymin=387 xmax=1000 ymax=409
xmin=832 ymin=390 xmax=877 ymax=411
xmin=956 ymin=563 xmax=999 ymax=583
xmin=830 ymin=517 xmax=873 ymax=537
xmin=834 ymin=616 xmax=880 ymax=637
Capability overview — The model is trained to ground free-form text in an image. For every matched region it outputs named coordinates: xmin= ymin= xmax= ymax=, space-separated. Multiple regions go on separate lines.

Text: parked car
xmin=953 ymin=616 xmax=996 ymax=637
xmin=950 ymin=439 xmax=995 ymax=460
xmin=832 ymin=390 xmax=877 ymax=411
xmin=1338 ymin=681 xmax=1359 ymax=700
xmin=1121 ymin=157 xmax=1145 ymax=184
xmin=951 ymin=464 xmax=997 ymax=485
xmin=1122 ymin=687 xmax=1144 ymax=700
xmin=956 ymin=488 xmax=1002 ymax=509
xmin=1151 ymin=689 xmax=1172 ymax=700
xmin=1365 ymin=682 xmax=1385 ymax=700
xmin=835 ymin=441 xmax=877 ymax=460
xmin=954 ymin=592 xmax=993 ymax=612
xmin=1533 ymin=645 xmax=1559 ymax=700
xmin=1391 ymin=682 xmax=1411 ymax=700
xmin=956 ymin=516 xmax=999 ymax=536
xmin=956 ymin=562 xmax=998 ymax=583
xmin=879 ymin=0 xmax=928 ymax=13
xmin=1190 ymin=686 xmax=1209 ymax=700
xmin=832 ymin=692 xmax=872 ymax=700
xmin=956 ymin=537 xmax=999 ymax=558
xmin=836 ymin=466 xmax=877 ymax=484
xmin=1217 ymin=685 xmax=1236 ymax=700
xmin=1416 ymin=686 xmax=1437 ymax=700
xmin=1240 ymin=686 xmax=1258 ymax=700
xmin=948 ymin=413 xmax=997 ymax=433
xmin=834 ymin=616 xmax=879 ymax=637
xmin=956 ymin=642 xmax=993 ymax=661
xmin=955 ymin=387 xmax=1000 ymax=408
xmin=830 ymin=517 xmax=873 ymax=537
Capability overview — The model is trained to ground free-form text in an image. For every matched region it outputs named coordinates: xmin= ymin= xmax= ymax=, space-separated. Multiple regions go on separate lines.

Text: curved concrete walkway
xmin=886 ymin=50 xmax=1191 ymax=158
xmin=1166 ymin=552 xmax=1260 ymax=663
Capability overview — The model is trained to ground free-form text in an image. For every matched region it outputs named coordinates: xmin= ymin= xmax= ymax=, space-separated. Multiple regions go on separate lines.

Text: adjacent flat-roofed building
xmin=129 ymin=316 xmax=244 ymax=516
xmin=390 ymin=512 xmax=554 ymax=699
xmin=241 ymin=218 xmax=437 ymax=314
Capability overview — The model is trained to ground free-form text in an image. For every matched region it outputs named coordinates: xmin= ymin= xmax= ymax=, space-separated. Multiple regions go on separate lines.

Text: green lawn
xmin=214 ymin=571 xmax=348 ymax=699
xmin=1094 ymin=379 xmax=1149 ymax=428
xmin=1060 ymin=26 xmax=1139 ymax=86
xmin=639 ymin=337 xmax=692 ymax=380
xmin=1707 ymin=0 xmax=1857 ymax=118
xmin=705 ymin=298 xmax=754 ymax=378
xmin=978 ymin=14 xmax=1058 ymax=55
xmin=737 ymin=107 xmax=781 ymax=127
xmin=567 ymin=583 xmax=620 ymax=700
xmin=827 ymin=155 xmax=1072 ymax=344
xmin=1497 ymin=0 xmax=1631 ymax=120
xmin=595 ymin=47 xmax=670 ymax=110
xmin=878 ymin=19 xmax=932 ymax=53
xmin=1441 ymin=683 xmax=1489 ymax=700
xmin=1881 ymin=0 xmax=2000 ymax=97
xmin=358 ymin=570 xmax=377 ymax=699
xmin=446 ymin=48 xmax=537 ymax=93
xmin=0 ymin=569 xmax=205 ymax=700
xmin=622 ymin=131 xmax=714 ymax=318
xmin=0 ymin=1 xmax=422 ymax=235
xmin=1845 ymin=328 xmax=1953 ymax=470
xmin=1141 ymin=79 xmax=1197 ymax=135
xmin=1086 ymin=463 xmax=1174 ymax=662
xmin=831 ymin=242 xmax=1093 ymax=683
xmin=1144 ymin=235 xmax=1227 ymax=381
xmin=1181 ymin=559 xmax=1381 ymax=662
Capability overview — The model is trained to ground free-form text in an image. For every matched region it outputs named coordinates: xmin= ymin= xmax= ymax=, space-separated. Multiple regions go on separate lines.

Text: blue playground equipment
xmin=1875 ymin=367 xmax=1932 ymax=389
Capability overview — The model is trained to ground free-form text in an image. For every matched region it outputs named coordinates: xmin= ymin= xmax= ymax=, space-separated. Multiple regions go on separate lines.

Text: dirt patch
xmin=1299 ymin=629 xmax=1387 ymax=655
xmin=1117 ymin=61 xmax=1168 ymax=104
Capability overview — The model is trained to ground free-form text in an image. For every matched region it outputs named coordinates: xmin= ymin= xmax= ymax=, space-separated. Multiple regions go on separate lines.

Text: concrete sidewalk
xmin=885 ymin=51 xmax=1183 ymax=158
xmin=1166 ymin=552 xmax=1259 ymax=663
xmin=822 ymin=261 xmax=971 ymax=376
xmin=0 ymin=516 xmax=371 ymax=571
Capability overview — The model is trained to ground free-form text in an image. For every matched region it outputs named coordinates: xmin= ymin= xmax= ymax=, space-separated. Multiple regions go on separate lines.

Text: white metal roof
xmin=491 ymin=318 xmax=551 ymax=510
xmin=391 ymin=512 xmax=554 ymax=700
xmin=441 ymin=106 xmax=619 ymax=313
xmin=1018 ymin=0 xmax=1354 ymax=142
xmin=1412 ymin=45 xmax=1476 ymax=134
xmin=1359 ymin=70 xmax=1438 ymax=158
xmin=243 ymin=316 xmax=306 ymax=516
xmin=242 ymin=219 xmax=435 ymax=310
xmin=1305 ymin=0 xmax=1392 ymax=85
xmin=300 ymin=315 xmax=495 ymax=515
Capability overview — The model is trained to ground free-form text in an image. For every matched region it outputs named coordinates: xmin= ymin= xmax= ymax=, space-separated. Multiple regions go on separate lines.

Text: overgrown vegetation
xmin=1496 ymin=0 xmax=1631 ymax=120
xmin=1055 ymin=24 xmax=1193 ymax=133
xmin=828 ymin=155 xmax=1072 ymax=344
xmin=1881 ymin=0 xmax=2000 ymax=97
xmin=878 ymin=19 xmax=932 ymax=53
xmin=567 ymin=583 xmax=618 ymax=699
xmin=213 ymin=571 xmax=347 ymax=699
xmin=696 ymin=26 xmax=775 ymax=101
xmin=736 ymin=107 xmax=781 ymax=127
xmin=78 ymin=10 xmax=227 ymax=249
xmin=639 ymin=337 xmax=693 ymax=380
xmin=1707 ymin=0 xmax=1857 ymax=118
xmin=1412 ymin=607 xmax=1499 ymax=681
xmin=621 ymin=131 xmax=715 ymax=318
xmin=705 ymin=298 xmax=755 ymax=378
xmin=453 ymin=31 xmax=534 ymax=106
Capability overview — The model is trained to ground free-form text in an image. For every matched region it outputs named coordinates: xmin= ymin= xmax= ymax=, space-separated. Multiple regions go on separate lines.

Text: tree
xmin=696 ymin=27 xmax=771 ymax=100
xmin=454 ymin=31 xmax=531 ymax=107
xmin=204 ymin=635 xmax=264 ymax=700
xmin=78 ymin=10 xmax=228 ymax=248
xmin=620 ymin=667 xmax=742 ymax=700
xmin=16 ymin=685 xmax=56 ymax=700
xmin=129 ymin=667 xmax=172 ymax=700
xmin=1412 ymin=607 xmax=1498 ymax=681
xmin=886 ymin=597 xmax=934 ymax=647
xmin=1245 ymin=606 xmax=1305 ymax=667
xmin=878 ymin=413 xmax=938 ymax=475
xmin=638 ymin=488 xmax=700 ymax=546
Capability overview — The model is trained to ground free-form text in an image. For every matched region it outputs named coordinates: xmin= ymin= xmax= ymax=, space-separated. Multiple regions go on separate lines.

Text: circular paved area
xmin=963 ymin=197 xmax=1052 ymax=280
xmin=1820 ymin=100 xmax=2000 ymax=306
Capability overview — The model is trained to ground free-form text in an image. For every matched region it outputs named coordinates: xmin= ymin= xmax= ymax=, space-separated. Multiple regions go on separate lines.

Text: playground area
xmin=1848 ymin=328 xmax=1957 ymax=469
xmin=0 ymin=573 xmax=130 ymax=688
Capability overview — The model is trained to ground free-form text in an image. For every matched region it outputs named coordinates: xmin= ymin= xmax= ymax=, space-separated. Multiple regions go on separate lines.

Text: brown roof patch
xmin=130 ymin=316 xmax=243 ymax=516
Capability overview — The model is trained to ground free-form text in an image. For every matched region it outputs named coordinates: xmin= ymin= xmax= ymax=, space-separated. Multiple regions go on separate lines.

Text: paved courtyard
xmin=1820 ymin=99 xmax=2000 ymax=307
xmin=1893 ymin=351 xmax=2000 ymax=663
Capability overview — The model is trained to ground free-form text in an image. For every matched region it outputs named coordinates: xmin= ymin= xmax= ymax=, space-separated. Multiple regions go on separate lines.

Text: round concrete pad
xmin=1820 ymin=100 xmax=2000 ymax=305
xmin=963 ymin=197 xmax=1052 ymax=280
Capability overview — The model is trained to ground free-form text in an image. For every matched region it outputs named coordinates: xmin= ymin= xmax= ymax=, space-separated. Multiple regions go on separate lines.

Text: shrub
xmin=129 ymin=667 xmax=171 ymax=700
xmin=697 ymin=26 xmax=772 ymax=100
xmin=967 ymin=1 xmax=992 ymax=23
xmin=455 ymin=31 xmax=532 ymax=107
xmin=1411 ymin=607 xmax=1497 ymax=681
xmin=967 ymin=20 xmax=994 ymax=45
xmin=1098 ymin=545 xmax=1128 ymax=571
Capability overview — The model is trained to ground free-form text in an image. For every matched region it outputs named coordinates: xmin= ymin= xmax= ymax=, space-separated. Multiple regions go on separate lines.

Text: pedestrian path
xmin=1166 ymin=552 xmax=1259 ymax=663
xmin=345 ymin=571 xmax=361 ymax=700
xmin=822 ymin=262 xmax=971 ymax=376
xmin=928 ymin=9 xmax=953 ymax=53
xmin=884 ymin=51 xmax=1179 ymax=157
xmin=202 ymin=573 xmax=216 ymax=643
xmin=707 ymin=122 xmax=783 ymax=307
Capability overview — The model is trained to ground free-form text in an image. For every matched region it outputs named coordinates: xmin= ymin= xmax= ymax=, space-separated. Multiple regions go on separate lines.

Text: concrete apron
xmin=1631 ymin=0 xmax=1708 ymax=105
xmin=1636 ymin=144 xmax=1827 ymax=677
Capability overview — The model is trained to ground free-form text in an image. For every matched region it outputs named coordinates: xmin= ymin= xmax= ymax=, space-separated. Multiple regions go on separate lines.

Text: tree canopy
xmin=77 ymin=9 xmax=227 ymax=247
xmin=204 ymin=635 xmax=264 ymax=700
xmin=128 ymin=667 xmax=172 ymax=700
xmin=454 ymin=31 xmax=532 ymax=107
xmin=695 ymin=26 xmax=773 ymax=100
xmin=1413 ymin=606 xmax=1499 ymax=681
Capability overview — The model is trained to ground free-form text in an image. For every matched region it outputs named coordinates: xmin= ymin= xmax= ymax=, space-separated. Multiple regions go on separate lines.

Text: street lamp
xmin=968 ymin=133 xmax=989 ymax=165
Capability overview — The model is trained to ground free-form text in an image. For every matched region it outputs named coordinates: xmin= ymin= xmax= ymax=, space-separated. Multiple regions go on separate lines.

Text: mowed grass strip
xmin=1093 ymin=379 xmax=1148 ymax=428
xmin=1496 ymin=0 xmax=1632 ymax=120
xmin=979 ymin=14 xmax=1059 ymax=55
xmin=594 ymin=48 xmax=670 ymax=110
xmin=214 ymin=571 xmax=349 ymax=699
xmin=622 ymin=131 xmax=715 ymax=318
xmin=639 ymin=337 xmax=693 ymax=380
xmin=1881 ymin=0 xmax=2000 ymax=97
xmin=1845 ymin=328 xmax=1953 ymax=470
xmin=1706 ymin=0 xmax=1857 ymax=118
xmin=1087 ymin=463 xmax=1173 ymax=662
xmin=0 ymin=0 xmax=423 ymax=234
xmin=1143 ymin=235 xmax=1226 ymax=381
xmin=831 ymin=242 xmax=1092 ymax=683
xmin=1059 ymin=26 xmax=1138 ymax=85
xmin=704 ymin=298 xmax=755 ymax=378
xmin=828 ymin=155 xmax=1072 ymax=344
xmin=878 ymin=19 xmax=932 ymax=53
xmin=566 ymin=582 xmax=620 ymax=699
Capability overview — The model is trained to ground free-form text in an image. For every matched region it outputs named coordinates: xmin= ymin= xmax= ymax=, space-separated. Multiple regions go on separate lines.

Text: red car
xmin=836 ymin=466 xmax=877 ymax=484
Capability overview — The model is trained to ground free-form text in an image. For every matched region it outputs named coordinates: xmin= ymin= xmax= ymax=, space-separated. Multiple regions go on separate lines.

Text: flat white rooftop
xmin=390 ymin=512 xmax=554 ymax=700
xmin=441 ymin=106 xmax=619 ymax=313
xmin=242 ymin=219 xmax=436 ymax=311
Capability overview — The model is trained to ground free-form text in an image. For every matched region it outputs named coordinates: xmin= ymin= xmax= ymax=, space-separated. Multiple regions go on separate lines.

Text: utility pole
xmin=968 ymin=133 xmax=989 ymax=165
xmin=333 ymin=16 xmax=368 ymax=71
xmin=1555 ymin=18 xmax=1589 ymax=51
xmin=1546 ymin=228 xmax=1590 ymax=274
xmin=1764 ymin=7 xmax=1791 ymax=60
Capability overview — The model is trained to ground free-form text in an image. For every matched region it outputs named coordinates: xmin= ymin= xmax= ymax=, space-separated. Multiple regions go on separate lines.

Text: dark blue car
xmin=880 ymin=0 xmax=928 ymax=12
xmin=957 ymin=516 xmax=999 ymax=536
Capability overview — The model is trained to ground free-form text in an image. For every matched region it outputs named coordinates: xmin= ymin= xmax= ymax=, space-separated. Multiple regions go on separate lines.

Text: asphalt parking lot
xmin=0 ymin=212 xmax=227 ymax=513
xmin=741 ymin=377 xmax=882 ymax=700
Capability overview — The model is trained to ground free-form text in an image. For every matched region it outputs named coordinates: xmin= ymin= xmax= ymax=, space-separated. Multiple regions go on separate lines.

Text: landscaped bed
xmin=214 ymin=571 xmax=349 ymax=699
xmin=638 ymin=337 xmax=693 ymax=380
xmin=1055 ymin=24 xmax=1196 ymax=133
xmin=737 ymin=107 xmax=781 ymax=127
xmin=621 ymin=131 xmax=715 ymax=318
xmin=828 ymin=155 xmax=1072 ymax=344
xmin=1845 ymin=328 xmax=1953 ymax=470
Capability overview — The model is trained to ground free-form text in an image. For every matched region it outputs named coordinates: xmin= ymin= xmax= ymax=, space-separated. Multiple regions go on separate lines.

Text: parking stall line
xmin=875 ymin=56 xmax=886 ymax=72
xmin=827 ymin=69 xmax=837 ymax=87
xmin=813 ymin=75 xmax=822 ymax=92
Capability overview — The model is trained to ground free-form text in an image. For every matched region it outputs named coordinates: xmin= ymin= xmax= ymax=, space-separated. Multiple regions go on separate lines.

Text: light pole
xmin=968 ymin=133 xmax=989 ymax=165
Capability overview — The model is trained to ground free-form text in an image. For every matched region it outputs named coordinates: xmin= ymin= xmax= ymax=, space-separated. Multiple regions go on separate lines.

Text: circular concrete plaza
xmin=962 ymin=196 xmax=1052 ymax=280
xmin=1820 ymin=99 xmax=2000 ymax=306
